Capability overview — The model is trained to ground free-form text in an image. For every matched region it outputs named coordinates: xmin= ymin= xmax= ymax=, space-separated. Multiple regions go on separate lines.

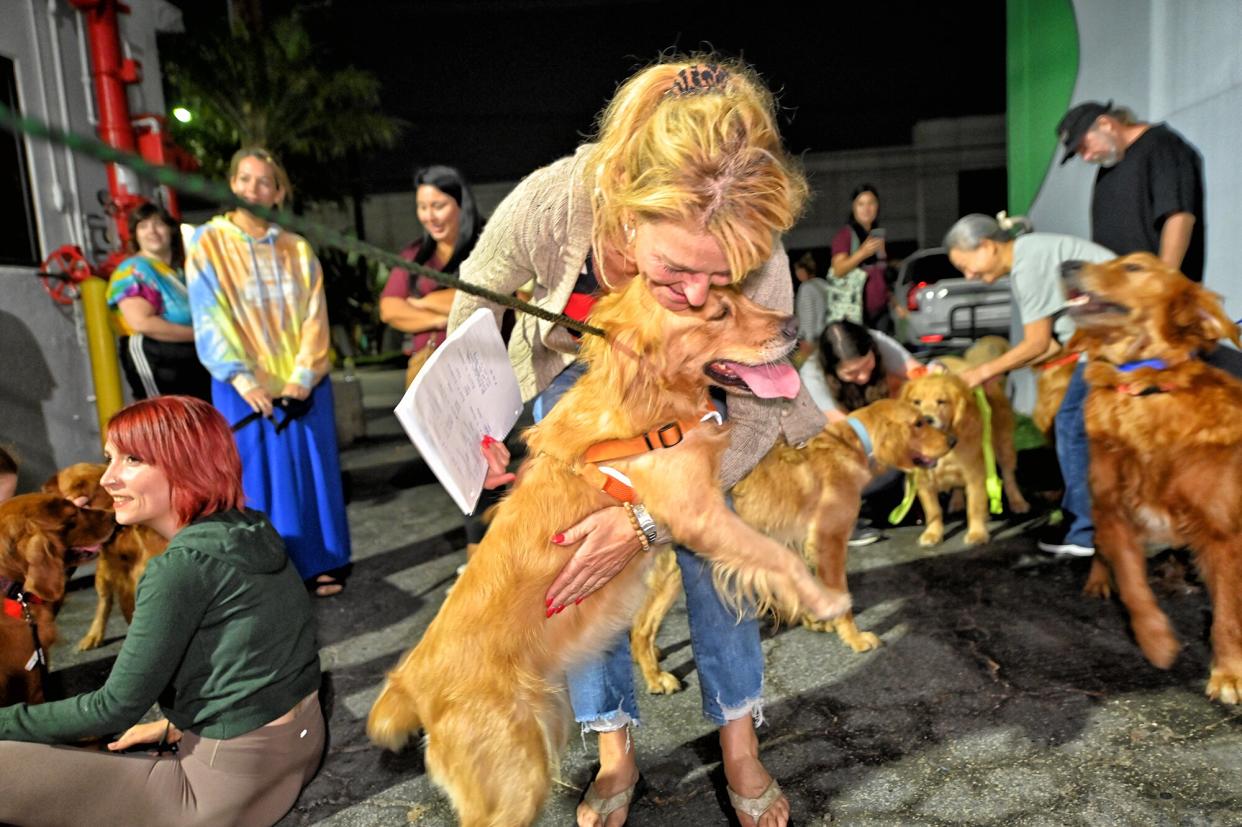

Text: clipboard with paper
xmin=393 ymin=309 xmax=524 ymax=515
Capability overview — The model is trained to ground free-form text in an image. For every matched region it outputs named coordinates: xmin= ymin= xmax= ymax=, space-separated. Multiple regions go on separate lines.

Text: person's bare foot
xmin=577 ymin=729 xmax=640 ymax=827
xmin=721 ymin=716 xmax=789 ymax=827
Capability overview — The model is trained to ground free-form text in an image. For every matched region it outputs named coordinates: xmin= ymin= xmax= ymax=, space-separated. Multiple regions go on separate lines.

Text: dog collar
xmin=845 ymin=416 xmax=874 ymax=460
xmin=1117 ymin=358 xmax=1168 ymax=372
xmin=581 ymin=407 xmax=723 ymax=503
xmin=1040 ymin=351 xmax=1083 ymax=372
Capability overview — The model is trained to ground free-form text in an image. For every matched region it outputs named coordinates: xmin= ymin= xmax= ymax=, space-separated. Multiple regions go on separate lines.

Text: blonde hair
xmin=228 ymin=146 xmax=293 ymax=208
xmin=585 ymin=55 xmax=808 ymax=284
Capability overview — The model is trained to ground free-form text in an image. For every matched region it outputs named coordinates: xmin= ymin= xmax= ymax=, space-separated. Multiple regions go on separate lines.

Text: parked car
xmin=894 ymin=247 xmax=1012 ymax=352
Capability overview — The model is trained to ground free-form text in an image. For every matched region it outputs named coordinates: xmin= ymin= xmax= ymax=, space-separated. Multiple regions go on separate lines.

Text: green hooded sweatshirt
xmin=0 ymin=510 xmax=320 ymax=742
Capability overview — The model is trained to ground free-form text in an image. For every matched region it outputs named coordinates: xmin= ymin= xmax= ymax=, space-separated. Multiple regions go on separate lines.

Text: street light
xmin=172 ymin=107 xmax=192 ymax=124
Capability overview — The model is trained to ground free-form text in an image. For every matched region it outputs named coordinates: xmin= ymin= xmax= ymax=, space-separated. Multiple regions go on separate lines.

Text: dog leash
xmin=973 ymin=388 xmax=1004 ymax=515
xmin=4 ymin=581 xmax=50 ymax=687
xmin=230 ymin=396 xmax=314 ymax=434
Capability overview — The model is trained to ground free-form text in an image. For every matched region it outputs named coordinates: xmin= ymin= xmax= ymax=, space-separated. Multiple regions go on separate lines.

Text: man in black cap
xmin=1057 ymin=100 xmax=1205 ymax=281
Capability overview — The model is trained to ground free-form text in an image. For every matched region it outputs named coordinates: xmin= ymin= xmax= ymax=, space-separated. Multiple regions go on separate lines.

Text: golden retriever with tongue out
xmin=368 ymin=279 xmax=849 ymax=827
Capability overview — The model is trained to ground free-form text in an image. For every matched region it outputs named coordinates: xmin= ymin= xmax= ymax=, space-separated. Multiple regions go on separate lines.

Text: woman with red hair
xmin=0 ymin=395 xmax=324 ymax=827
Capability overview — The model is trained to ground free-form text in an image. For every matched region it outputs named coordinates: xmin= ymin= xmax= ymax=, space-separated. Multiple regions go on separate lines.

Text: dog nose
xmin=1061 ymin=260 xmax=1084 ymax=279
xmin=947 ymin=434 xmax=958 ymax=449
xmin=779 ymin=315 xmax=798 ymax=340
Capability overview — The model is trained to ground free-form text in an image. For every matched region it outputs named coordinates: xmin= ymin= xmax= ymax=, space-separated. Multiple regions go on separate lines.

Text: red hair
xmin=106 ymin=396 xmax=246 ymax=527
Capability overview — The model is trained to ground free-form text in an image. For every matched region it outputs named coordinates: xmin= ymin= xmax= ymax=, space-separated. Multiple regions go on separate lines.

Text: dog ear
xmin=18 ymin=530 xmax=64 ymax=602
xmin=1179 ymin=284 xmax=1241 ymax=348
xmin=40 ymin=472 xmax=63 ymax=496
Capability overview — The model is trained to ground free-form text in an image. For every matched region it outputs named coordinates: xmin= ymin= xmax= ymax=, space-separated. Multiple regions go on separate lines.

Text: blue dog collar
xmin=845 ymin=416 xmax=874 ymax=460
xmin=1116 ymin=358 xmax=1168 ymax=372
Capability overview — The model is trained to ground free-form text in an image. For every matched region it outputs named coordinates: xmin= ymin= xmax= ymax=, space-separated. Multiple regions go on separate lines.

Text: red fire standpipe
xmin=70 ymin=0 xmax=145 ymax=248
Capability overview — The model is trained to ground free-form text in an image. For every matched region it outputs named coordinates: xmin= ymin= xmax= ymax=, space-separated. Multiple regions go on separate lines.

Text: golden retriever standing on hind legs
xmin=1064 ymin=253 xmax=1242 ymax=703
xmin=368 ymin=279 xmax=850 ymax=826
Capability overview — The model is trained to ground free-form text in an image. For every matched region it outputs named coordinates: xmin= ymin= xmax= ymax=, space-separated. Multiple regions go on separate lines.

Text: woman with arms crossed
xmin=0 ymin=395 xmax=323 ymax=826
xmin=107 ymin=202 xmax=211 ymax=401
xmin=454 ymin=56 xmax=823 ymax=827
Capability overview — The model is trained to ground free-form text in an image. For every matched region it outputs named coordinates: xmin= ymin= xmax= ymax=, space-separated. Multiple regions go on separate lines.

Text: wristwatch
xmin=630 ymin=503 xmax=659 ymax=548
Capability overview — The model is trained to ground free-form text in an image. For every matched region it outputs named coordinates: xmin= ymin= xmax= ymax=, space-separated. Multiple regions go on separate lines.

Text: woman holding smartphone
xmin=828 ymin=184 xmax=891 ymax=330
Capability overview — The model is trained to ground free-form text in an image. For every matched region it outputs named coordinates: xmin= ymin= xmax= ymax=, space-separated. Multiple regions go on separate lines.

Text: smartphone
xmin=870 ymin=228 xmax=886 ymax=239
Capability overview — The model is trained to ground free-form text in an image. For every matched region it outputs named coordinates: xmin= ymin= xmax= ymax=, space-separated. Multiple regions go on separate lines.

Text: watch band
xmin=630 ymin=503 xmax=659 ymax=548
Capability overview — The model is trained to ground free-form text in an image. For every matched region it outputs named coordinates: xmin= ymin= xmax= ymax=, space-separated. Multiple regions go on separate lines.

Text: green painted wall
xmin=1006 ymin=0 xmax=1080 ymax=214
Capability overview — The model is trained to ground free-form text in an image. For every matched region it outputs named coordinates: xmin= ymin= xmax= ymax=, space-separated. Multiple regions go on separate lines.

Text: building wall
xmin=308 ymin=115 xmax=1008 ymax=270
xmin=1023 ymin=0 xmax=1242 ymax=314
xmin=0 ymin=0 xmax=181 ymax=486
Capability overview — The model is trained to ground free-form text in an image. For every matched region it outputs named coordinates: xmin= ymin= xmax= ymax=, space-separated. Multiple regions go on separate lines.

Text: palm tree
xmin=164 ymin=11 xmax=403 ymax=206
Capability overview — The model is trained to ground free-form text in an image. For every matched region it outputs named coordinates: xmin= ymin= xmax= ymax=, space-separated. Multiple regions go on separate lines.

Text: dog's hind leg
xmin=1082 ymin=556 xmax=1113 ymax=598
xmin=631 ymin=548 xmax=684 ymax=694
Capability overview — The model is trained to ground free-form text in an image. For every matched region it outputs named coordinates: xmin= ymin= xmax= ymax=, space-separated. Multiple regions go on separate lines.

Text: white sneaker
xmin=1036 ymin=526 xmax=1094 ymax=557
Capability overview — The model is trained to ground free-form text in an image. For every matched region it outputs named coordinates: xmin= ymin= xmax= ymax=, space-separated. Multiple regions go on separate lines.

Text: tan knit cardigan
xmin=447 ymin=145 xmax=826 ymax=489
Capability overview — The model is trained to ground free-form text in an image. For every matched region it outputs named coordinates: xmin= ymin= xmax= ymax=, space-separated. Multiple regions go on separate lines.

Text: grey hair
xmin=942 ymin=211 xmax=1034 ymax=251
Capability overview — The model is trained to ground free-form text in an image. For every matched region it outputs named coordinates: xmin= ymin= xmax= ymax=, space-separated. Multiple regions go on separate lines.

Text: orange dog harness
xmin=580 ymin=408 xmax=724 ymax=503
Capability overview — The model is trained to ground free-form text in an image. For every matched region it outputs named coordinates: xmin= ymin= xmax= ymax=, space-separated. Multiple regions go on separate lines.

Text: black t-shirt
xmin=1091 ymin=124 xmax=1205 ymax=281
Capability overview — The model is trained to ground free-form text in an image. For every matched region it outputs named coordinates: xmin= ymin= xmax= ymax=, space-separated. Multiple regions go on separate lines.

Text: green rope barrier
xmin=0 ymin=101 xmax=605 ymax=339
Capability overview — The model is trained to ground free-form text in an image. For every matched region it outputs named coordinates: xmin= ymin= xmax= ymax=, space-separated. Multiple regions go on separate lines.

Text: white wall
xmin=1030 ymin=0 xmax=1242 ymax=314
xmin=0 ymin=0 xmax=182 ymax=484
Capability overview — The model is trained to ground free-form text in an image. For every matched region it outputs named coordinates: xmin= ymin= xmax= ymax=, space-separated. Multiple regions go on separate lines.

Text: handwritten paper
xmin=393 ymin=309 xmax=523 ymax=515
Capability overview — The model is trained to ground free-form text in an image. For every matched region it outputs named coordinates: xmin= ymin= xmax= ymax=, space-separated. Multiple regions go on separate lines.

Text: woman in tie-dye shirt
xmin=187 ymin=147 xmax=351 ymax=597
xmin=106 ymin=203 xmax=210 ymax=400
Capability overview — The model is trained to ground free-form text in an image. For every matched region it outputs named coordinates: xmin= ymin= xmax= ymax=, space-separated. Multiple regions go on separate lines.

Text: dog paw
xmin=808 ymin=588 xmax=851 ymax=622
xmin=77 ymin=632 xmax=103 ymax=651
xmin=645 ymin=671 xmax=682 ymax=695
xmin=801 ymin=616 xmax=833 ymax=634
xmin=1009 ymin=497 xmax=1031 ymax=514
xmin=1134 ymin=615 xmax=1180 ymax=669
xmin=1207 ymin=666 xmax=1241 ymax=704
xmin=964 ymin=528 xmax=990 ymax=546
xmin=839 ymin=627 xmax=882 ymax=653
xmin=918 ymin=528 xmax=943 ymax=547
xmin=1082 ymin=567 xmax=1112 ymax=599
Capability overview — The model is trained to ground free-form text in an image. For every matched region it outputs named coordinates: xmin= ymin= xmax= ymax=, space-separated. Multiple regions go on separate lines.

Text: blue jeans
xmin=1053 ymin=361 xmax=1093 ymax=546
xmin=533 ymin=362 xmax=765 ymax=729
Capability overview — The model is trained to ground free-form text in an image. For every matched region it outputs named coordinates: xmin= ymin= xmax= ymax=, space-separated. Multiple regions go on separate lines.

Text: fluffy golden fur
xmin=366 ymin=279 xmax=849 ymax=826
xmin=42 ymin=462 xmax=168 ymax=651
xmin=631 ymin=399 xmax=953 ymax=693
xmin=1065 ymin=253 xmax=1242 ymax=704
xmin=0 ymin=494 xmax=114 ymax=704
xmin=899 ymin=354 xmax=1029 ymax=546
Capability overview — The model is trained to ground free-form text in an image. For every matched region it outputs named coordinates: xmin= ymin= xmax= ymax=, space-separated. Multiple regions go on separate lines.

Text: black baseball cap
xmin=1056 ymin=100 xmax=1112 ymax=165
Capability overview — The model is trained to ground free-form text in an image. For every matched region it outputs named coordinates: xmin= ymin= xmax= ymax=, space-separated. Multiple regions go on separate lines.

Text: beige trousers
xmin=0 ymin=693 xmax=325 ymax=827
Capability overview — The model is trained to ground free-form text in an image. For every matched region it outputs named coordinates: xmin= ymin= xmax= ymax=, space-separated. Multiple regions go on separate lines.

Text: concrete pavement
xmin=50 ymin=368 xmax=1242 ymax=826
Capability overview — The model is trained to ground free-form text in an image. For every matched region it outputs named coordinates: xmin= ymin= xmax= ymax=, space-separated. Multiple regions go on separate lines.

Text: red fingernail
xmin=555 ymin=605 xmax=565 ymax=614
xmin=552 ymin=533 xmax=564 ymax=544
xmin=481 ymin=435 xmax=496 ymax=447
xmin=575 ymin=597 xmax=584 ymax=605
xmin=546 ymin=607 xmax=555 ymax=618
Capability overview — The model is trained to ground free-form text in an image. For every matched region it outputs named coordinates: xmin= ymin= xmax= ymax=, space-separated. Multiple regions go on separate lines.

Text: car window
xmin=905 ymin=252 xmax=962 ymax=286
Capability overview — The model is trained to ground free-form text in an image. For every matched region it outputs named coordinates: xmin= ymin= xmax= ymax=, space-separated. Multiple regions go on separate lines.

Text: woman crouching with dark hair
xmin=800 ymin=319 xmax=923 ymax=545
xmin=0 ymin=396 xmax=323 ymax=827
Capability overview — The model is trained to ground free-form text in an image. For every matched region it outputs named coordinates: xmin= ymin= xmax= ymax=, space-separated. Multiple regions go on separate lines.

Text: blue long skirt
xmin=213 ymin=378 xmax=352 ymax=580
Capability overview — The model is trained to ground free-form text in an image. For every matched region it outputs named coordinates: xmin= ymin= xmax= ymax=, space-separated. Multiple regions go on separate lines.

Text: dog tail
xmin=367 ymin=677 xmax=423 ymax=751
